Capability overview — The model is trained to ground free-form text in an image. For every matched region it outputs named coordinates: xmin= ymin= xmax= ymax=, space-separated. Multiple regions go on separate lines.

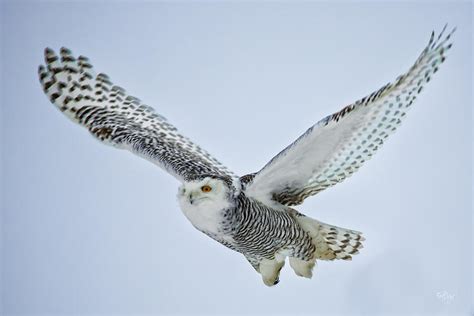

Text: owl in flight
xmin=39 ymin=26 xmax=454 ymax=286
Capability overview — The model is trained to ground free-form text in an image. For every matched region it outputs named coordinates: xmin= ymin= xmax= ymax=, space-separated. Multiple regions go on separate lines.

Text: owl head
xmin=177 ymin=175 xmax=236 ymax=209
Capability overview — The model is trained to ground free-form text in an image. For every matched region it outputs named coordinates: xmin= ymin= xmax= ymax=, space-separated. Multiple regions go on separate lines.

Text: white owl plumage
xmin=39 ymin=26 xmax=455 ymax=286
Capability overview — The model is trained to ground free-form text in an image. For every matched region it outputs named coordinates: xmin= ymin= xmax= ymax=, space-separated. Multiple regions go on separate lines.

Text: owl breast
xmin=178 ymin=197 xmax=232 ymax=238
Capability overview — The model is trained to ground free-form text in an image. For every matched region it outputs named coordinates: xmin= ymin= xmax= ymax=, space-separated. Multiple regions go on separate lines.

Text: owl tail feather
xmin=290 ymin=210 xmax=365 ymax=261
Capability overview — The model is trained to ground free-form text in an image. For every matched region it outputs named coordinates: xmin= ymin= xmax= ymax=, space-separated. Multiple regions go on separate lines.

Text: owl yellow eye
xmin=201 ymin=185 xmax=212 ymax=193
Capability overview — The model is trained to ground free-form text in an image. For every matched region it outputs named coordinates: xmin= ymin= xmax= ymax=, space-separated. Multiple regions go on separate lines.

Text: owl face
xmin=178 ymin=177 xmax=231 ymax=208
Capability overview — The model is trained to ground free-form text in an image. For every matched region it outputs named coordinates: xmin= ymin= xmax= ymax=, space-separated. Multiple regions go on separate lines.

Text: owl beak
xmin=189 ymin=193 xmax=194 ymax=205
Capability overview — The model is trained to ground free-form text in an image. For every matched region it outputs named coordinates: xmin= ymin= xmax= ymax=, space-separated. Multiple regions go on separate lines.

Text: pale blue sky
xmin=1 ymin=1 xmax=472 ymax=315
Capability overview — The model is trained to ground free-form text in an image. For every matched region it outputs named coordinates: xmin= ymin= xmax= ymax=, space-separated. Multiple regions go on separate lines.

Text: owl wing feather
xmin=245 ymin=26 xmax=455 ymax=207
xmin=39 ymin=47 xmax=236 ymax=183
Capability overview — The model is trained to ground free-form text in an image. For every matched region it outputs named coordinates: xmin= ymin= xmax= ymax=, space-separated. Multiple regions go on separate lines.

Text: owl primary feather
xmin=38 ymin=26 xmax=455 ymax=286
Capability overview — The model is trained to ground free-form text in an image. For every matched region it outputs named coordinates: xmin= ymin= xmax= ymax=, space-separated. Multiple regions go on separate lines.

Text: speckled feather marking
xmin=39 ymin=47 xmax=235 ymax=182
xmin=245 ymin=26 xmax=455 ymax=206
xmin=37 ymin=28 xmax=453 ymax=285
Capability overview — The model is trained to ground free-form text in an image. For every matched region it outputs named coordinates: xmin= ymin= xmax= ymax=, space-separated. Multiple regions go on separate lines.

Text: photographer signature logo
xmin=436 ymin=290 xmax=455 ymax=305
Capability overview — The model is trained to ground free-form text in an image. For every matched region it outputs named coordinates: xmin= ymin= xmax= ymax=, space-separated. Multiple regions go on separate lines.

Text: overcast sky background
xmin=1 ymin=1 xmax=472 ymax=315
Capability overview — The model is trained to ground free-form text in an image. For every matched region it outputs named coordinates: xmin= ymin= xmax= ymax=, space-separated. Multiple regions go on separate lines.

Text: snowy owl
xmin=38 ymin=26 xmax=454 ymax=286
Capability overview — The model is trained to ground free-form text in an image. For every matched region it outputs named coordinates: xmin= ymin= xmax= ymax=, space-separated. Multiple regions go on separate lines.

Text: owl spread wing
xmin=244 ymin=26 xmax=455 ymax=207
xmin=39 ymin=48 xmax=236 ymax=183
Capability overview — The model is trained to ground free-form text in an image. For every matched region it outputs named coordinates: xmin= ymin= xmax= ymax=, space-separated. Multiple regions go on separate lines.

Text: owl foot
xmin=289 ymin=257 xmax=316 ymax=278
xmin=259 ymin=258 xmax=285 ymax=286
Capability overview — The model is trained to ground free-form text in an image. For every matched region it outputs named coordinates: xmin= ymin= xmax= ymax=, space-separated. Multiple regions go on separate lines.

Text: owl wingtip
xmin=44 ymin=47 xmax=54 ymax=55
xmin=60 ymin=47 xmax=72 ymax=55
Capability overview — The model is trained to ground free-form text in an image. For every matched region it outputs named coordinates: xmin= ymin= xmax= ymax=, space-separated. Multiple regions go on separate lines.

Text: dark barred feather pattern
xmin=245 ymin=26 xmax=455 ymax=206
xmin=232 ymin=195 xmax=315 ymax=261
xmin=211 ymin=194 xmax=315 ymax=265
xmin=38 ymin=47 xmax=235 ymax=183
xmin=289 ymin=210 xmax=365 ymax=261
xmin=206 ymin=193 xmax=364 ymax=271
